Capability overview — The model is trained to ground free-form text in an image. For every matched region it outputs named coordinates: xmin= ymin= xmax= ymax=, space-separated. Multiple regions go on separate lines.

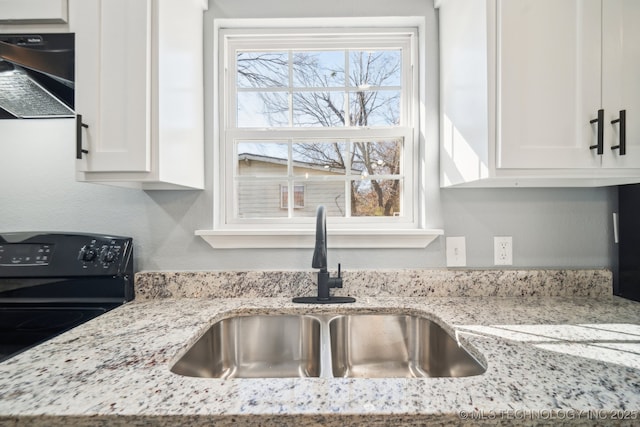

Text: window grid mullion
xmin=287 ymin=140 xmax=293 ymax=218
xmin=235 ymin=86 xmax=402 ymax=93
xmin=288 ymin=50 xmax=294 ymax=127
xmin=235 ymin=174 xmax=402 ymax=182
xmin=344 ymin=50 xmax=350 ymax=127
xmin=344 ymin=140 xmax=352 ymax=217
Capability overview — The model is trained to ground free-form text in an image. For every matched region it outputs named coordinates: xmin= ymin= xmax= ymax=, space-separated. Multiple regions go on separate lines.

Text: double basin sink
xmin=171 ymin=312 xmax=485 ymax=379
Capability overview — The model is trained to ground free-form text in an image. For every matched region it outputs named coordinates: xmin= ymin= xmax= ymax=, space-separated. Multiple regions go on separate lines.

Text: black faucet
xmin=293 ymin=205 xmax=355 ymax=304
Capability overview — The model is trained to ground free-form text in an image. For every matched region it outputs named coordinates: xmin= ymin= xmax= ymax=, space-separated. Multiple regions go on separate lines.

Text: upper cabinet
xmin=0 ymin=0 xmax=68 ymax=24
xmin=602 ymin=0 xmax=640 ymax=170
xmin=497 ymin=0 xmax=601 ymax=170
xmin=70 ymin=0 xmax=207 ymax=190
xmin=438 ymin=0 xmax=640 ymax=187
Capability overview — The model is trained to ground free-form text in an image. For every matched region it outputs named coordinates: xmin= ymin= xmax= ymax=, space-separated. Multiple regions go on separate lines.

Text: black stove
xmin=0 ymin=232 xmax=133 ymax=362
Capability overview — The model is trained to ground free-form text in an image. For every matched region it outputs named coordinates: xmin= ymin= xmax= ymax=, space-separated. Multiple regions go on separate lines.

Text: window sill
xmin=196 ymin=228 xmax=443 ymax=249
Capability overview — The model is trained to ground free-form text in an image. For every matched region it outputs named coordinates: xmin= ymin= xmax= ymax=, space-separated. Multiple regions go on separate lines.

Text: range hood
xmin=0 ymin=33 xmax=74 ymax=119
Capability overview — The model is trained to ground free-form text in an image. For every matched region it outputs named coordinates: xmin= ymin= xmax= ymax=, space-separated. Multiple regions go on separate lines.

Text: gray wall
xmin=0 ymin=0 xmax=616 ymax=272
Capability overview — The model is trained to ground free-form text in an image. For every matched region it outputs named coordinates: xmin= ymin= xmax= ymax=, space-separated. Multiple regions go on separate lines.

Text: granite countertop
xmin=1 ymin=291 xmax=639 ymax=426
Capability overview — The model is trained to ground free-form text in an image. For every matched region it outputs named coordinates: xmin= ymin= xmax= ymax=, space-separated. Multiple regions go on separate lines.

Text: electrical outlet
xmin=494 ymin=236 xmax=513 ymax=265
xmin=446 ymin=236 xmax=466 ymax=267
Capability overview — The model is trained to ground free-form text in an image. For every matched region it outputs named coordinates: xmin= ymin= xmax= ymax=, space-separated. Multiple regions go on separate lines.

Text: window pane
xmin=237 ymin=141 xmax=289 ymax=177
xmin=351 ymin=179 xmax=401 ymax=217
xmin=351 ymin=139 xmax=402 ymax=177
xmin=281 ymin=184 xmax=305 ymax=209
xmin=292 ymin=141 xmax=347 ymax=176
xmin=237 ymin=52 xmax=288 ymax=88
xmin=292 ymin=181 xmax=346 ymax=218
xmin=292 ymin=92 xmax=345 ymax=127
xmin=237 ymin=181 xmax=288 ymax=218
xmin=349 ymin=90 xmax=400 ymax=126
xmin=293 ymin=51 xmax=345 ymax=87
xmin=237 ymin=92 xmax=289 ymax=127
xmin=349 ymin=50 xmax=402 ymax=88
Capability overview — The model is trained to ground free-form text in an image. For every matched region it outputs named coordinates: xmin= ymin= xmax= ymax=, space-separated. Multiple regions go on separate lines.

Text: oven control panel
xmin=0 ymin=243 xmax=53 ymax=266
xmin=0 ymin=233 xmax=132 ymax=278
xmin=77 ymin=238 xmax=127 ymax=270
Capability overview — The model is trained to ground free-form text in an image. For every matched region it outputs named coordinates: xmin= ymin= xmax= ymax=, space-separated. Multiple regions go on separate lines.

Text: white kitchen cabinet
xmin=438 ymin=0 xmax=640 ymax=187
xmin=0 ymin=0 xmax=68 ymax=23
xmin=601 ymin=0 xmax=640 ymax=170
xmin=497 ymin=0 xmax=601 ymax=170
xmin=70 ymin=0 xmax=207 ymax=190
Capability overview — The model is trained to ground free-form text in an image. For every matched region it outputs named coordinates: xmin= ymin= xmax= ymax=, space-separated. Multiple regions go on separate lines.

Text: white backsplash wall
xmin=0 ymin=120 xmax=614 ymax=271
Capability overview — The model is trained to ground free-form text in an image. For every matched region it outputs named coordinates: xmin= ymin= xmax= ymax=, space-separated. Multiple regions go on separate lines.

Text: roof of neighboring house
xmin=238 ymin=152 xmax=358 ymax=174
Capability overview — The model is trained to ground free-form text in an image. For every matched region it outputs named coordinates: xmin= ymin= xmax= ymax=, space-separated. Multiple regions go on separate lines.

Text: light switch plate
xmin=446 ymin=236 xmax=466 ymax=267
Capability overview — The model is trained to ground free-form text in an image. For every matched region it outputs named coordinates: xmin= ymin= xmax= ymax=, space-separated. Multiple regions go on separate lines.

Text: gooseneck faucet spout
xmin=312 ymin=205 xmax=328 ymax=270
xmin=313 ymin=206 xmax=340 ymax=300
xmin=292 ymin=205 xmax=355 ymax=304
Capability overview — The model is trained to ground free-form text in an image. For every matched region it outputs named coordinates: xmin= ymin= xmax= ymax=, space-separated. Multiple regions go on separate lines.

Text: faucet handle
xmin=329 ymin=263 xmax=343 ymax=289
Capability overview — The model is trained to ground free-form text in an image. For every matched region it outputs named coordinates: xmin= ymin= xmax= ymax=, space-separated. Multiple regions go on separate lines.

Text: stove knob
xmin=101 ymin=250 xmax=116 ymax=263
xmin=80 ymin=246 xmax=97 ymax=262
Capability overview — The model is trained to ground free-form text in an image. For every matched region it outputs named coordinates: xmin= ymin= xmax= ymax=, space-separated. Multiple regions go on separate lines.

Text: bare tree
xmin=237 ymin=50 xmax=401 ymax=216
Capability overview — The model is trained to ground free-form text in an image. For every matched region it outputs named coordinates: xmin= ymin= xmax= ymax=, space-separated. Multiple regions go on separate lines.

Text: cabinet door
xmin=496 ymin=0 xmax=602 ymax=169
xmin=602 ymin=0 xmax=640 ymax=169
xmin=72 ymin=0 xmax=152 ymax=173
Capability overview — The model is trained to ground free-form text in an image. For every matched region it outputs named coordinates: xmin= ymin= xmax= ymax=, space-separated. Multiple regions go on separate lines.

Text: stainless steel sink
xmin=171 ymin=312 xmax=485 ymax=379
xmin=170 ymin=315 xmax=322 ymax=378
xmin=329 ymin=314 xmax=486 ymax=378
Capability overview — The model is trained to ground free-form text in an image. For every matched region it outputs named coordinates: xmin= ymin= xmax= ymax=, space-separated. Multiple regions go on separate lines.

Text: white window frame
xmin=197 ymin=17 xmax=443 ymax=249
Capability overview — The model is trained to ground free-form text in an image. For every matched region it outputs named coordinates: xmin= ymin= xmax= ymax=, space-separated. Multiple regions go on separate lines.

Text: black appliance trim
xmin=0 ymin=232 xmax=134 ymax=362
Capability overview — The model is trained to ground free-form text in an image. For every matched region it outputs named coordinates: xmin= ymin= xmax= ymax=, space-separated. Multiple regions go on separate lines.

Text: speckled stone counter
xmin=134 ymin=269 xmax=612 ymax=299
xmin=1 ymin=292 xmax=638 ymax=426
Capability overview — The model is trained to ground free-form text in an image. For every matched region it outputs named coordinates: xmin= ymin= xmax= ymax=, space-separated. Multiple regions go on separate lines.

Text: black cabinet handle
xmin=589 ymin=109 xmax=604 ymax=155
xmin=76 ymin=114 xmax=89 ymax=159
xmin=611 ymin=109 xmax=626 ymax=156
